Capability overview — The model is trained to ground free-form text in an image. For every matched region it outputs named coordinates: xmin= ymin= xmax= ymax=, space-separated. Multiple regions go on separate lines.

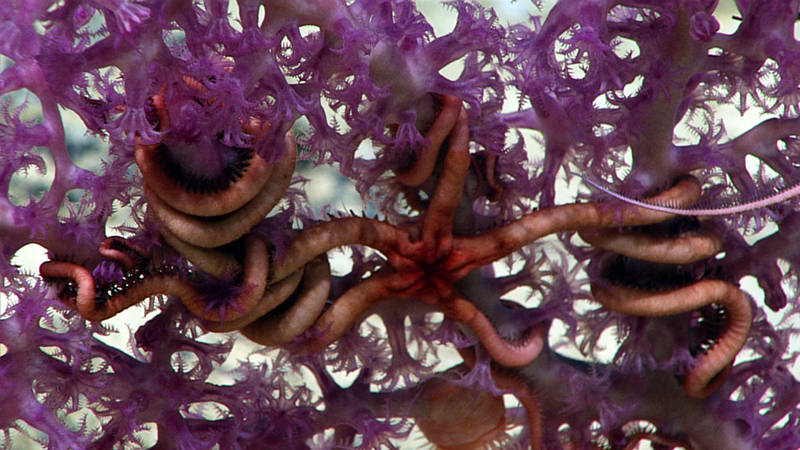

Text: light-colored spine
xmin=581 ymin=176 xmax=800 ymax=216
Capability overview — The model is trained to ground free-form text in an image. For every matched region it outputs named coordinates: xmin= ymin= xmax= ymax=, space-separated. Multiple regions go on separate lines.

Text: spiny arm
xmin=582 ymin=175 xmax=800 ymax=216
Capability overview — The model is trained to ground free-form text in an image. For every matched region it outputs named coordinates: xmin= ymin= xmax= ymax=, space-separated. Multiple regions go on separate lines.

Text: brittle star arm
xmin=40 ymin=235 xmax=270 ymax=323
xmin=449 ymin=177 xmax=702 ymax=276
xmin=582 ymin=173 xmax=800 ymax=216
xmin=240 ymin=255 xmax=331 ymax=345
xmin=272 ymin=265 xmax=546 ymax=366
xmin=145 ymin=132 xmax=297 ymax=248
xmin=419 ymin=107 xmax=470 ymax=262
xmin=159 ymin=227 xmax=242 ymax=277
xmin=262 ymin=270 xmax=414 ymax=352
xmin=97 ymin=236 xmax=148 ymax=270
xmin=40 ymin=260 xmax=198 ymax=321
xmin=269 ymin=217 xmax=415 ymax=282
xmin=202 ymin=268 xmax=304 ymax=332
xmin=137 ymin=143 xmax=274 ymax=217
xmin=446 ymin=296 xmax=546 ymax=367
xmin=591 ymin=281 xmax=751 ymax=398
xmin=576 ymin=178 xmax=749 ymax=398
xmin=395 ymin=94 xmax=463 ymax=187
xmin=578 ymin=220 xmax=724 ymax=264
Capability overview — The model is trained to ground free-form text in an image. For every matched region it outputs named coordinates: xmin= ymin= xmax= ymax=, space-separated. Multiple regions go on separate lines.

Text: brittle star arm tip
xmin=581 ymin=174 xmax=800 ymax=216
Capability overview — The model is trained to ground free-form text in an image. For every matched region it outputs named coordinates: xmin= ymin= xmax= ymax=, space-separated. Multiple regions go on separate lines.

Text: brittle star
xmin=41 ymin=95 xmax=749 ymax=403
xmin=244 ymin=95 xmax=745 ymax=382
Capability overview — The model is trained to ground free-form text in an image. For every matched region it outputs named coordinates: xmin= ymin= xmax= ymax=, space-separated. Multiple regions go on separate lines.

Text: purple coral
xmin=1 ymin=0 xmax=800 ymax=449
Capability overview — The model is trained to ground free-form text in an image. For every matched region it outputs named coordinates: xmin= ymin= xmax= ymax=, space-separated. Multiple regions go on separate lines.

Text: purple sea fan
xmin=2 ymin=0 xmax=800 ymax=449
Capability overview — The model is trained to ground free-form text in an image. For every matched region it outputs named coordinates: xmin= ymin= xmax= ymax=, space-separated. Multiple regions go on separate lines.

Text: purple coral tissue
xmin=1 ymin=0 xmax=800 ymax=449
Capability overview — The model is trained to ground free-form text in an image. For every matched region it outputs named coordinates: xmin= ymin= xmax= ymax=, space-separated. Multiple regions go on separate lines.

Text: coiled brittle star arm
xmin=135 ymin=84 xmax=297 ymax=249
xmin=136 ymin=96 xmax=274 ymax=217
xmin=40 ymin=235 xmax=270 ymax=323
xmin=578 ymin=176 xmax=751 ymax=398
xmin=592 ymin=281 xmax=751 ymax=398
xmin=144 ymin=132 xmax=297 ymax=248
